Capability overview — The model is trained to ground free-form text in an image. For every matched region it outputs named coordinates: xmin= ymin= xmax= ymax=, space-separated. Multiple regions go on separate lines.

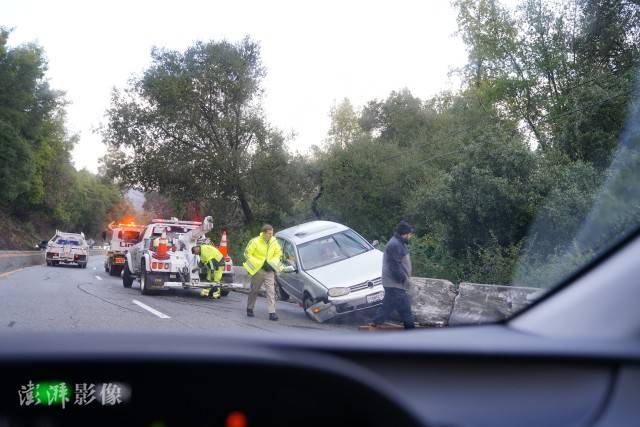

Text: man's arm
xmin=386 ymin=240 xmax=408 ymax=283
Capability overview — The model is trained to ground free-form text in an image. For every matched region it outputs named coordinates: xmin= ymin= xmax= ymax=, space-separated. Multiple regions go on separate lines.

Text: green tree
xmin=103 ymin=38 xmax=278 ymax=225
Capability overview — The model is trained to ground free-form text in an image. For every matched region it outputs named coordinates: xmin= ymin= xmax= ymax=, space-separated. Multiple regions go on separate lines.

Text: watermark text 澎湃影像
xmin=18 ymin=381 xmax=127 ymax=408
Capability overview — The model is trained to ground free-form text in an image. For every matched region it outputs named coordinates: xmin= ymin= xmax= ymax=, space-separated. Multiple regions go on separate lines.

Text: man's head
xmin=395 ymin=221 xmax=413 ymax=241
xmin=261 ymin=224 xmax=274 ymax=241
xmin=191 ymin=245 xmax=201 ymax=255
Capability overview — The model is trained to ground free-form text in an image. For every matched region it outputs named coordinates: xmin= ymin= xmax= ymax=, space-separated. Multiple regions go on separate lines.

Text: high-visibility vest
xmin=242 ymin=233 xmax=283 ymax=276
xmin=199 ymin=244 xmax=224 ymax=283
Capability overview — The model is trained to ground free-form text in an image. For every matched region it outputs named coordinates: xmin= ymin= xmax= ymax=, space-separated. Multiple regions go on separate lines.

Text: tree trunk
xmin=311 ymin=172 xmax=323 ymax=219
xmin=238 ymin=187 xmax=254 ymax=224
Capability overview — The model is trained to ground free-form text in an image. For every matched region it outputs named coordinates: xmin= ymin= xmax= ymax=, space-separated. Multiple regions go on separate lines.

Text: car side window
xmin=280 ymin=240 xmax=297 ymax=267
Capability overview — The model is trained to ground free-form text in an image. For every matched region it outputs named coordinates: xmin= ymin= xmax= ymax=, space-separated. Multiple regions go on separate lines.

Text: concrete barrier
xmin=448 ymin=282 xmax=544 ymax=325
xmin=0 ymin=251 xmax=44 ymax=274
xmin=409 ymin=277 xmax=457 ymax=326
xmin=0 ymin=249 xmax=107 ymax=276
xmin=232 ymin=266 xmax=251 ymax=289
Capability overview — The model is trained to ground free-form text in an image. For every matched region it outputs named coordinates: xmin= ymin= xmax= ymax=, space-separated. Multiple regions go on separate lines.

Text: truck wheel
xmin=109 ymin=265 xmax=122 ymax=276
xmin=81 ymin=263 xmax=87 ymax=269
xmin=122 ymin=263 xmax=134 ymax=288
xmin=46 ymin=260 xmax=51 ymax=266
xmin=104 ymin=263 xmax=109 ymax=273
xmin=140 ymin=261 xmax=151 ymax=295
xmin=220 ymin=288 xmax=230 ymax=297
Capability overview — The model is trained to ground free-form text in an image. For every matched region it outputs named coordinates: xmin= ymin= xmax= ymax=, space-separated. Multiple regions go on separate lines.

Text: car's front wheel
xmin=303 ymin=292 xmax=314 ymax=319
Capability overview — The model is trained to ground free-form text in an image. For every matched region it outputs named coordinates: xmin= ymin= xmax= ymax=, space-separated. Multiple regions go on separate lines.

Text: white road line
xmin=132 ymin=299 xmax=171 ymax=319
xmin=95 ymin=275 xmax=103 ymax=281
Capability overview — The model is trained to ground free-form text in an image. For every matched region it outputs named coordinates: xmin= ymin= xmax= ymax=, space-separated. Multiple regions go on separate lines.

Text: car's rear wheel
xmin=276 ymin=281 xmax=290 ymax=301
xmin=122 ymin=262 xmax=134 ymax=288
xmin=104 ymin=263 xmax=109 ymax=273
xmin=46 ymin=260 xmax=51 ymax=266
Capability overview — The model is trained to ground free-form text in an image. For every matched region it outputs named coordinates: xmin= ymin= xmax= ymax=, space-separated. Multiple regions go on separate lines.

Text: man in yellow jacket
xmin=243 ymin=224 xmax=285 ymax=320
xmin=192 ymin=244 xmax=225 ymax=299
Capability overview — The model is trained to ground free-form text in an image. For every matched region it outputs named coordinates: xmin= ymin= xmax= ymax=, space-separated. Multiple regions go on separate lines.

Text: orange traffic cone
xmin=219 ymin=230 xmax=228 ymax=257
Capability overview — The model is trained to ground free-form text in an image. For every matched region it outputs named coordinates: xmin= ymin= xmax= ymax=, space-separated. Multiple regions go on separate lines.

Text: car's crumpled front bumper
xmin=306 ymin=286 xmax=385 ymax=323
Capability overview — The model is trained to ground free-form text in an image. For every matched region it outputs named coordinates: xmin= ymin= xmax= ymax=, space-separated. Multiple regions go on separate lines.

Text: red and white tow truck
xmin=122 ymin=216 xmax=238 ymax=295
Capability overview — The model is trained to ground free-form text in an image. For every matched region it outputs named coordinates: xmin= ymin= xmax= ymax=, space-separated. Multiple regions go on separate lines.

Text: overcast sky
xmin=4 ymin=0 xmax=470 ymax=172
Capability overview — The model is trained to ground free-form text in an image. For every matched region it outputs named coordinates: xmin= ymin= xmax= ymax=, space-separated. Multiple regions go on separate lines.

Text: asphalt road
xmin=0 ymin=256 xmax=369 ymax=335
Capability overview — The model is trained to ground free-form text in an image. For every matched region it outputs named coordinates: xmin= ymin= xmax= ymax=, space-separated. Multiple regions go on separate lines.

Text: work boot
xmin=246 ymin=308 xmax=254 ymax=317
xmin=269 ymin=313 xmax=279 ymax=321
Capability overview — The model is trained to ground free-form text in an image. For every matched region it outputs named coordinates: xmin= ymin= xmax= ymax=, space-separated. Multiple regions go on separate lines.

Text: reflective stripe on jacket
xmin=242 ymin=233 xmax=283 ymax=276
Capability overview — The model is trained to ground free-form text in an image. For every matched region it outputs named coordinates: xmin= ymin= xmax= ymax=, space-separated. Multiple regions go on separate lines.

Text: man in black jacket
xmin=372 ymin=221 xmax=415 ymax=329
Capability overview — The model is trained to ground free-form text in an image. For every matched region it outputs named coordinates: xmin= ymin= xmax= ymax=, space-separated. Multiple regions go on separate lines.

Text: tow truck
xmin=103 ymin=221 xmax=145 ymax=276
xmin=45 ymin=231 xmax=89 ymax=268
xmin=122 ymin=216 xmax=239 ymax=295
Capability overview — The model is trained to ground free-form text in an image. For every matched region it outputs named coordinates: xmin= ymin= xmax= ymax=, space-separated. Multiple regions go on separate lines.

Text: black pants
xmin=373 ymin=287 xmax=415 ymax=329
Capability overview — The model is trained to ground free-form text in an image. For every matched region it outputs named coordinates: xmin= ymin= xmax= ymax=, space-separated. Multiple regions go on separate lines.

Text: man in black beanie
xmin=372 ymin=220 xmax=415 ymax=329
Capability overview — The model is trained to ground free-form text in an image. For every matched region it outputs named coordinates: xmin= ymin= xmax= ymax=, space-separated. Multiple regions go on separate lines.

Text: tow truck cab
xmin=104 ymin=222 xmax=145 ymax=276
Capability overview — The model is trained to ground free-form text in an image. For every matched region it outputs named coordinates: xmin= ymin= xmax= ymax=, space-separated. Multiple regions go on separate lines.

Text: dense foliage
xmin=0 ymin=29 xmax=125 ymax=241
xmin=103 ymin=0 xmax=640 ymax=287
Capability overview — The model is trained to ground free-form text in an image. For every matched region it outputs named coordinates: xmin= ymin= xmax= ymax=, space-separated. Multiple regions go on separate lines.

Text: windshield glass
xmin=2 ymin=0 xmax=640 ymax=335
xmin=298 ymin=236 xmax=348 ymax=270
xmin=298 ymin=230 xmax=372 ymax=270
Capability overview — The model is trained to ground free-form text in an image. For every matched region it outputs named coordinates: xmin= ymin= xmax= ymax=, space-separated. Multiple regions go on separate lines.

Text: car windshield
xmin=2 ymin=0 xmax=640 ymax=336
xmin=298 ymin=230 xmax=371 ymax=270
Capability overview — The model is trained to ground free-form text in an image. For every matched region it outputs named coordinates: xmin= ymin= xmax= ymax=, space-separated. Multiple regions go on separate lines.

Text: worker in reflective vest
xmin=192 ymin=244 xmax=224 ymax=299
xmin=243 ymin=224 xmax=286 ymax=321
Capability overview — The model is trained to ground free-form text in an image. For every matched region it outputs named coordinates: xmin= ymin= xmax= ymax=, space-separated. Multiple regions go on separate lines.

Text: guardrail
xmin=233 ymin=267 xmax=541 ymax=325
xmin=409 ymin=278 xmax=543 ymax=326
xmin=0 ymin=249 xmax=107 ymax=275
xmin=0 ymin=251 xmax=44 ymax=274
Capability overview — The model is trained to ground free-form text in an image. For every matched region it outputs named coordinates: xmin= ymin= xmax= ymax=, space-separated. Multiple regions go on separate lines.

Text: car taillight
xmin=226 ymin=265 xmax=231 ymax=271
xmin=152 ymin=262 xmax=158 ymax=269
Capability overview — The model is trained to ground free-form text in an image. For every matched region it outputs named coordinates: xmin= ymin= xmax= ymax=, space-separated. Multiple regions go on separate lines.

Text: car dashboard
xmin=0 ymin=326 xmax=639 ymax=427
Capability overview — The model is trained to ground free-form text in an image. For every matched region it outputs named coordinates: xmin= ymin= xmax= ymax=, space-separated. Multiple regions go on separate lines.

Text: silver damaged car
xmin=275 ymin=221 xmax=385 ymax=322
